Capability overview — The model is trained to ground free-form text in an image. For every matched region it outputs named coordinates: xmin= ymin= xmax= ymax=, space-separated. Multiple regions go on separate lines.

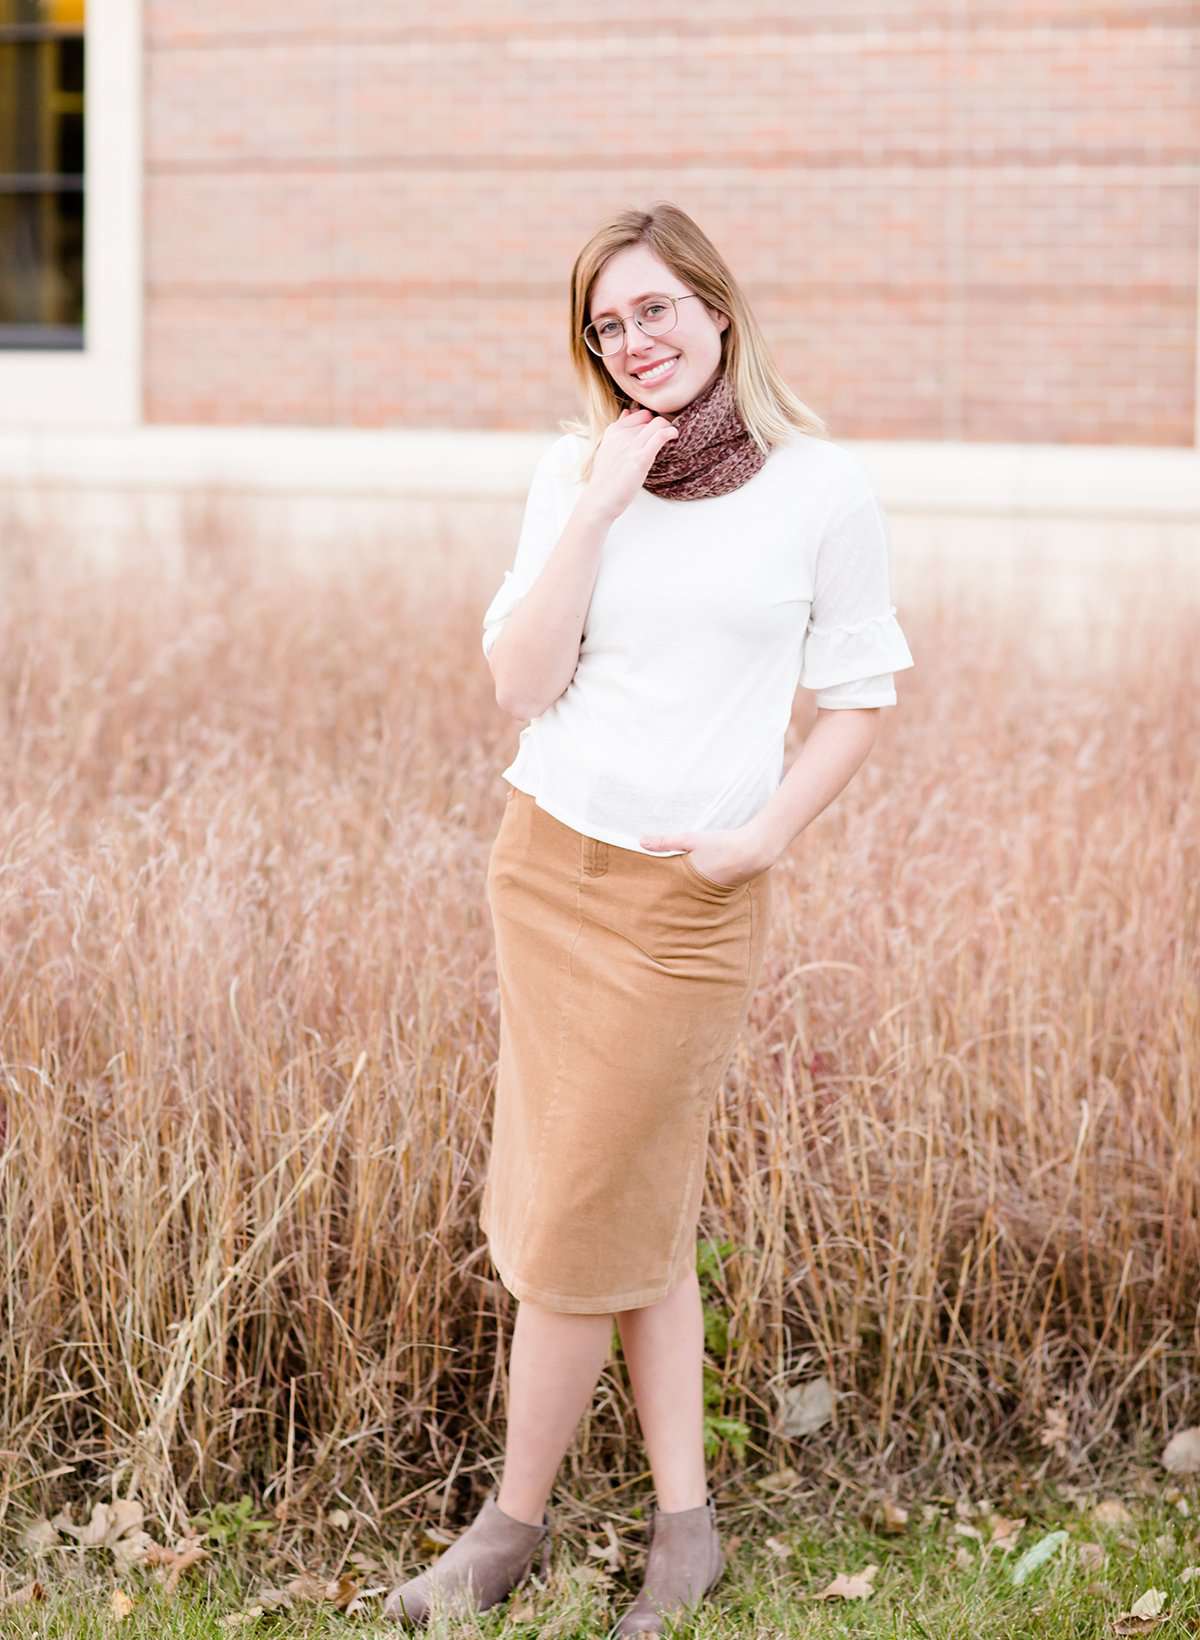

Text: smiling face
xmin=587 ymin=243 xmax=730 ymax=418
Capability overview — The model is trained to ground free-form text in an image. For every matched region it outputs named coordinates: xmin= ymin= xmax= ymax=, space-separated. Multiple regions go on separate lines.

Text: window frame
xmin=0 ymin=0 xmax=141 ymax=428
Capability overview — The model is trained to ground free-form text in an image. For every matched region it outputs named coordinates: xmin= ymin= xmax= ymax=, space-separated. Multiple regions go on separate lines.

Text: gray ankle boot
xmin=610 ymin=1492 xmax=725 ymax=1637
xmin=383 ymin=1489 xmax=551 ymax=1627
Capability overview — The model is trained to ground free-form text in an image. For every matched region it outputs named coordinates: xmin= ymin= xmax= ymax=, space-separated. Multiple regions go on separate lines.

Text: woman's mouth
xmin=631 ymin=356 xmax=679 ymax=387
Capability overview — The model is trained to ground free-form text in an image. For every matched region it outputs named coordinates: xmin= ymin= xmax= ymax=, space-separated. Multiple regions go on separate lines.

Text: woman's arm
xmin=485 ymin=414 xmax=677 ymax=721
xmin=744 ymin=707 xmax=881 ymax=867
xmin=638 ymin=708 xmax=882 ymax=878
xmin=487 ymin=489 xmax=617 ymax=721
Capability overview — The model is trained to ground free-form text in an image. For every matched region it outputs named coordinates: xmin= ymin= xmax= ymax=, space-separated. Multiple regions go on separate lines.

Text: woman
xmin=384 ymin=202 xmax=914 ymax=1635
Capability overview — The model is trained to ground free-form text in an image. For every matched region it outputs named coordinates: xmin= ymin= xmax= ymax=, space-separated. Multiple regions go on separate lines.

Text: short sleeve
xmin=798 ymin=482 xmax=915 ymax=709
xmin=482 ymin=436 xmax=577 ymax=660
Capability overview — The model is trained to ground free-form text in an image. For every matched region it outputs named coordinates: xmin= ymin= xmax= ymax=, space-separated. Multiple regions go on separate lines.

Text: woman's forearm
xmin=489 ymin=492 xmax=617 ymax=721
xmin=746 ymin=708 xmax=882 ymax=865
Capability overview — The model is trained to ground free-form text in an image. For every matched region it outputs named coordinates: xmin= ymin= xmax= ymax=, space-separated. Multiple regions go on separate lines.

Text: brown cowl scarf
xmin=637 ymin=367 xmax=769 ymax=501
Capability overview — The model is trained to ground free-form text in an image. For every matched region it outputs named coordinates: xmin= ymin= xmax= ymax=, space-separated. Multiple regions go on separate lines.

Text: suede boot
xmin=610 ymin=1492 xmax=725 ymax=1637
xmin=383 ymin=1488 xmax=551 ymax=1627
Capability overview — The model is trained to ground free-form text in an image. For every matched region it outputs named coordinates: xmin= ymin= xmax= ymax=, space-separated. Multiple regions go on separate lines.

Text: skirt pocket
xmin=679 ymin=852 xmax=743 ymax=896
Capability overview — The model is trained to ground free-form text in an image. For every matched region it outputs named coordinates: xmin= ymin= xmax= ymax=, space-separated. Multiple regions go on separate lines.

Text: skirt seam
xmin=745 ymin=875 xmax=757 ymax=990
xmin=510 ymin=848 xmax=585 ymax=1275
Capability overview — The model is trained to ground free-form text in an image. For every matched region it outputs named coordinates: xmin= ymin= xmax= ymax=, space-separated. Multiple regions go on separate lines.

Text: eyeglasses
xmin=582 ymin=293 xmax=703 ymax=358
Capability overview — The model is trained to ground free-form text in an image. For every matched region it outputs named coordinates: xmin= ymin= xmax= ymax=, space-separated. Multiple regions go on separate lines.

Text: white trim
xmin=0 ymin=0 xmax=142 ymax=429
xmin=0 ymin=429 xmax=1198 ymax=518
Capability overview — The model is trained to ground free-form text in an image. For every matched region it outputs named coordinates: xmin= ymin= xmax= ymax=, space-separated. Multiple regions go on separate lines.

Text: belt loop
xmin=581 ymin=835 xmax=609 ymax=877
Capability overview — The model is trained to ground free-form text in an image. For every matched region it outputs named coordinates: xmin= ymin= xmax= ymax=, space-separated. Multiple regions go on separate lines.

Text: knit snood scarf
xmin=639 ymin=367 xmax=769 ymax=501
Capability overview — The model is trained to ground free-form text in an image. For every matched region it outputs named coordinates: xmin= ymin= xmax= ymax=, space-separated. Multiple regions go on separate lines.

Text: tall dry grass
xmin=0 ymin=499 xmax=1196 ymax=1541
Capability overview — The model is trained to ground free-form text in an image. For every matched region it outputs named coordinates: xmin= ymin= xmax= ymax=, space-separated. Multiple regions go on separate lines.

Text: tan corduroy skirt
xmin=481 ymin=783 xmax=772 ymax=1314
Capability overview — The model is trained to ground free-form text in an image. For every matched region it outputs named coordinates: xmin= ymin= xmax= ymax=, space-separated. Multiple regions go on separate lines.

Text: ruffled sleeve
xmin=799 ymin=482 xmax=915 ymax=709
xmin=482 ymin=435 xmax=577 ymax=660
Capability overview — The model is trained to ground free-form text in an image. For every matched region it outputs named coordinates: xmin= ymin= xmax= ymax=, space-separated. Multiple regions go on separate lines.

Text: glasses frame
xmin=581 ymin=293 xmax=704 ymax=358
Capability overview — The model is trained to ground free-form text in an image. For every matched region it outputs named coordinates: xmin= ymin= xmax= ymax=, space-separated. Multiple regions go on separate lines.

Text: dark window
xmin=0 ymin=0 xmax=85 ymax=349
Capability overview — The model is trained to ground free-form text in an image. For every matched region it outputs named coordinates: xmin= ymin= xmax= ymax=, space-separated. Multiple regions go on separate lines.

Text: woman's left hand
xmin=638 ymin=825 xmax=776 ymax=889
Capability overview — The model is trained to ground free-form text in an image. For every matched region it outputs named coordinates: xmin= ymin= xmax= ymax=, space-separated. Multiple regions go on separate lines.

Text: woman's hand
xmin=637 ymin=825 xmax=778 ymax=888
xmin=583 ymin=407 xmax=679 ymax=523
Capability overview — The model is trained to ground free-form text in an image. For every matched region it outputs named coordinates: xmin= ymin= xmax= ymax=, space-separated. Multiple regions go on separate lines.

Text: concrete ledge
xmin=0 ymin=425 xmax=1198 ymax=519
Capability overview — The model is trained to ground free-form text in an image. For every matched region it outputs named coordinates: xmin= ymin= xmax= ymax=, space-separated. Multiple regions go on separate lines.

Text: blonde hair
xmin=559 ymin=201 xmax=830 ymax=482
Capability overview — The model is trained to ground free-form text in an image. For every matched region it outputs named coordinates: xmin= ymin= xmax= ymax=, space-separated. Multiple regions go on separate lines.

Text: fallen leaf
xmin=1152 ymin=1532 xmax=1176 ymax=1557
xmin=1112 ymin=1586 xmax=1169 ymax=1633
xmin=21 ymin=1520 xmax=60 ymax=1553
xmin=245 ymin=1586 xmax=292 ymax=1611
xmin=568 ymin=1564 xmax=610 ymax=1587
xmin=1162 ymin=1429 xmax=1200 ymax=1476
xmin=110 ymin=1587 xmax=135 ymax=1619
xmin=321 ymin=1573 xmax=359 ymax=1609
xmin=813 ymin=1563 xmax=877 ymax=1600
xmin=142 ymin=1537 xmax=208 ymax=1596
xmin=1040 ymin=1406 xmax=1070 ymax=1456
xmin=325 ymin=1508 xmax=351 ymax=1529
xmin=111 ymin=1530 xmax=159 ymax=1572
xmin=764 ymin=1535 xmax=791 ymax=1559
xmin=1078 ymin=1541 xmax=1106 ymax=1570
xmin=52 ymin=1499 xmax=145 ymax=1550
xmin=0 ymin=1580 xmax=47 ymax=1608
xmin=954 ymin=1522 xmax=983 ymax=1543
xmin=344 ymin=1583 xmax=389 ymax=1616
xmin=1179 ymin=1566 xmax=1200 ymax=1583
xmin=756 ymin=1466 xmax=800 ymax=1495
xmin=777 ymin=1377 xmax=834 ymax=1438
xmin=1130 ymin=1588 xmax=1167 ymax=1617
xmin=290 ymin=1571 xmax=334 ymax=1601
xmin=1093 ymin=1498 xmax=1135 ymax=1529
xmin=987 ymin=1514 xmax=1026 ymax=1551
xmin=1010 ymin=1529 xmax=1068 ymax=1585
xmin=586 ymin=1519 xmax=623 ymax=1574
xmin=879 ymin=1498 xmax=909 ymax=1533
xmin=954 ymin=1545 xmax=974 ymax=1571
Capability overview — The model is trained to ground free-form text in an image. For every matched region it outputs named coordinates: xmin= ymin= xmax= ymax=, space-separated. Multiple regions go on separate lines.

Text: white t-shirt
xmin=481 ymin=428 xmax=915 ymax=857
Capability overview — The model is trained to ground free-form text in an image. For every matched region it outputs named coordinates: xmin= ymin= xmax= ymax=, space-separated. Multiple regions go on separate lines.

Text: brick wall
xmin=143 ymin=3 xmax=1200 ymax=444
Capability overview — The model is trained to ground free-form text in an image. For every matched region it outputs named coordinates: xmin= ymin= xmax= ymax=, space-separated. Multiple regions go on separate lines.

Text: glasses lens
xmin=584 ymin=295 xmax=677 ymax=356
xmin=585 ymin=320 xmax=618 ymax=355
xmin=637 ymin=296 xmax=676 ymax=335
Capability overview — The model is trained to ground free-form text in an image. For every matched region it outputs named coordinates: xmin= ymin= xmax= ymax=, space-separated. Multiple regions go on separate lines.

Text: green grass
xmin=4 ymin=1475 xmax=1198 ymax=1637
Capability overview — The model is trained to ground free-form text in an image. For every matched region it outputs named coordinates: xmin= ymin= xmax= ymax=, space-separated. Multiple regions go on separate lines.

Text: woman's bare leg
xmin=613 ymin=1269 xmax=708 ymax=1511
xmin=496 ymin=1297 xmax=614 ymax=1526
